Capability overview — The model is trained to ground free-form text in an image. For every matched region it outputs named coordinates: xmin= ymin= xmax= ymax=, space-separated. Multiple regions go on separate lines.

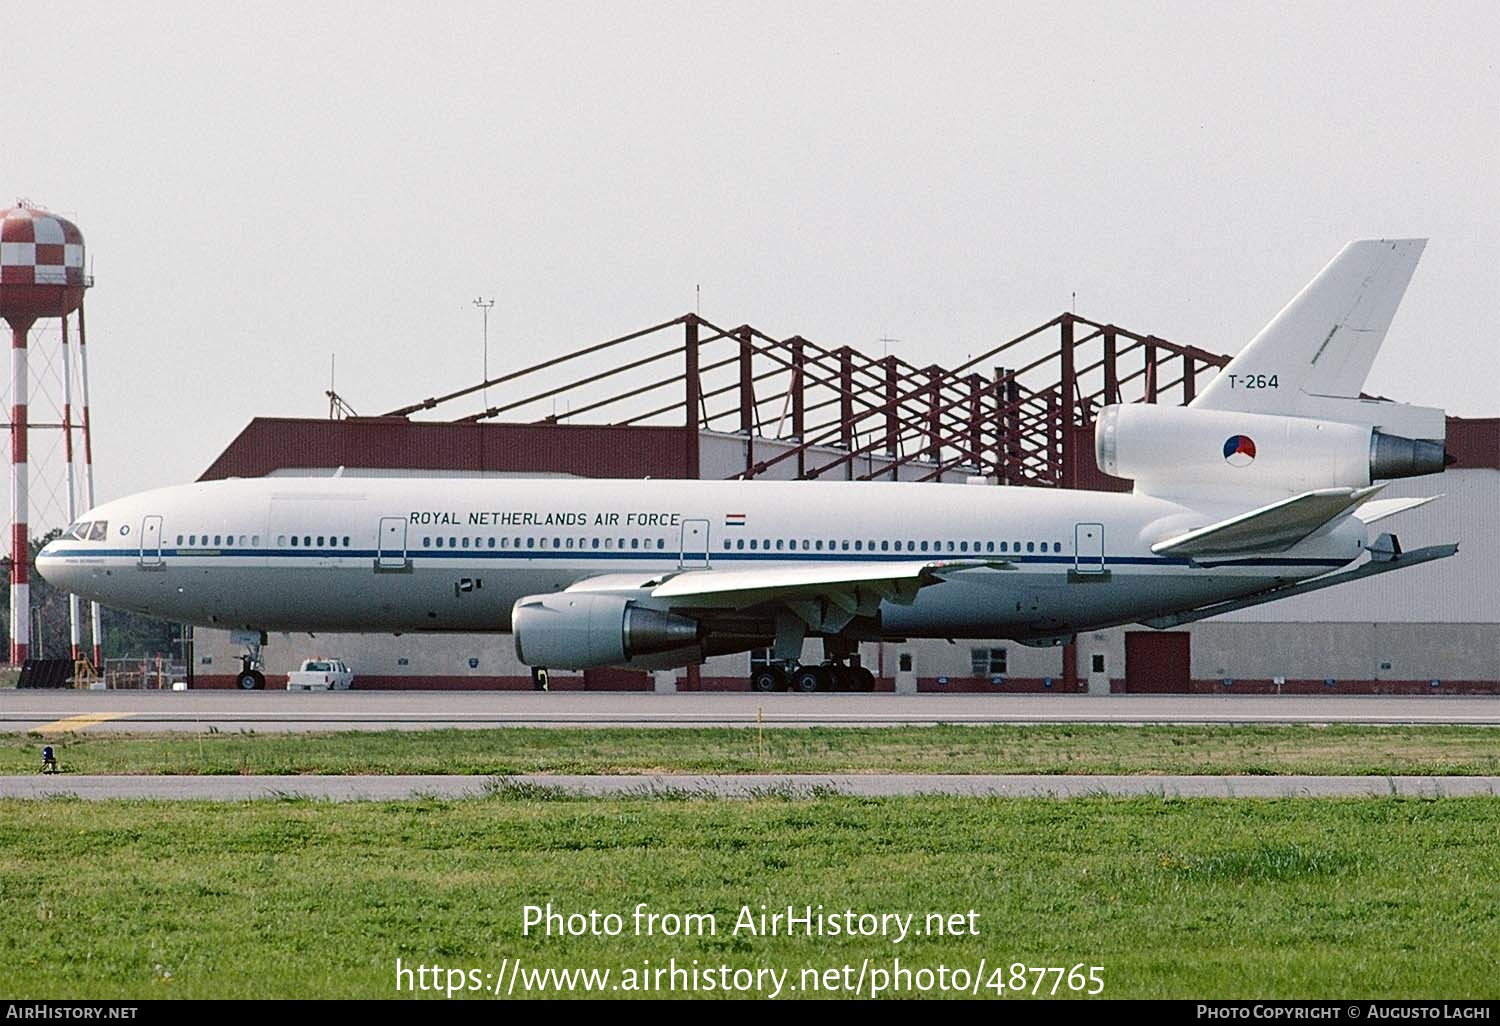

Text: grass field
xmin=7 ymin=724 xmax=1500 ymax=776
xmin=2 ymin=793 xmax=1497 ymax=999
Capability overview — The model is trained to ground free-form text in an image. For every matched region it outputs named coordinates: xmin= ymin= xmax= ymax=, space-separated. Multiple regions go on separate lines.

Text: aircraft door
xmin=680 ymin=519 xmax=710 ymax=568
xmin=1074 ymin=522 xmax=1105 ymax=574
xmin=139 ymin=515 xmax=164 ymax=568
xmin=377 ymin=516 xmax=409 ymax=570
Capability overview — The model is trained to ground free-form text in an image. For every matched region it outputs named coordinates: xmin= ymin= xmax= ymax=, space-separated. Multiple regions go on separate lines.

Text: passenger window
xmin=736 ymin=539 xmax=745 ymax=550
xmin=815 ymin=540 xmax=823 ymax=551
xmin=656 ymin=539 xmax=665 ymax=550
xmin=252 ymin=535 xmax=260 ymax=546
xmin=854 ymin=540 xmax=863 ymax=551
xmin=1027 ymin=542 xmax=1035 ymax=552
xmin=423 ymin=537 xmax=431 ymax=548
xmin=276 ymin=535 xmax=285 ymax=546
xmin=881 ymin=541 xmax=889 ymax=551
xmin=960 ymin=541 xmax=968 ymax=552
xmin=1000 ymin=542 xmax=1008 ymax=552
xmin=291 ymin=536 xmax=299 ymax=547
xmin=176 ymin=535 xmax=184 ymax=545
xmin=304 ymin=536 xmax=312 ymax=547
xmin=841 ymin=541 xmax=849 ymax=551
xmin=920 ymin=541 xmax=929 ymax=552
xmin=630 ymin=538 xmax=639 ymax=549
xmin=592 ymin=538 xmax=600 ymax=549
xmin=487 ymin=537 xmax=494 ymax=549
xmin=987 ymin=542 xmax=995 ymax=552
xmin=317 ymin=536 xmax=325 ymax=547
xmin=946 ymin=541 xmax=955 ymax=552
xmin=776 ymin=539 xmax=784 ymax=551
xmin=749 ymin=539 xmax=758 ymax=550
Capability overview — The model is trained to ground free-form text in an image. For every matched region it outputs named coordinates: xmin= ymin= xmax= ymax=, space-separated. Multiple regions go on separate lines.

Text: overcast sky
xmin=4 ymin=2 xmax=1496 ymax=519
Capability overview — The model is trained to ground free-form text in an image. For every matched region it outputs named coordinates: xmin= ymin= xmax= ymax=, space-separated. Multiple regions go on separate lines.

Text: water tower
xmin=0 ymin=203 xmax=94 ymax=666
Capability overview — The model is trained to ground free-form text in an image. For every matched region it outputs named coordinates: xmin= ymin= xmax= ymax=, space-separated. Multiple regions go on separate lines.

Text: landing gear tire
xmin=236 ymin=669 xmax=265 ymax=691
xmin=856 ymin=667 xmax=876 ymax=692
xmin=791 ymin=666 xmax=825 ymax=694
xmin=750 ymin=668 xmax=785 ymax=693
xmin=831 ymin=666 xmax=855 ymax=692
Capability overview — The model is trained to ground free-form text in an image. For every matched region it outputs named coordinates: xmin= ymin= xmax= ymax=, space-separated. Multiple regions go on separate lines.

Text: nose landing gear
xmin=233 ymin=630 xmax=268 ymax=690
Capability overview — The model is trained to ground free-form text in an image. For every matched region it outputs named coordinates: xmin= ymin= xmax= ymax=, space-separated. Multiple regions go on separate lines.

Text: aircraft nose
xmin=34 ymin=542 xmax=76 ymax=591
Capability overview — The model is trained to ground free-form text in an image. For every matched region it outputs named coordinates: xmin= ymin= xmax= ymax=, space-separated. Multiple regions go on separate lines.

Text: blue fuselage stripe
xmin=46 ymin=547 xmax=1351 ymax=570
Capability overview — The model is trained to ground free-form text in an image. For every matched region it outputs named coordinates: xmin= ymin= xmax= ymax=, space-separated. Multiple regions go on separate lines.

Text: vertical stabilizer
xmin=1192 ymin=239 xmax=1426 ymax=416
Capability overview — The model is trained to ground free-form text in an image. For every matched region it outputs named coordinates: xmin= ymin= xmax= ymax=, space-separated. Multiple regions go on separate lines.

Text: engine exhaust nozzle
xmin=1370 ymin=431 xmax=1450 ymax=480
xmin=623 ymin=606 xmax=702 ymax=658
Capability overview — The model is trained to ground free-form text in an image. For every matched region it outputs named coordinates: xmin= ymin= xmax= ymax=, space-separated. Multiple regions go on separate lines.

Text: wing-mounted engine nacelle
xmin=1094 ymin=404 xmax=1449 ymax=496
xmin=512 ymin=593 xmax=702 ymax=669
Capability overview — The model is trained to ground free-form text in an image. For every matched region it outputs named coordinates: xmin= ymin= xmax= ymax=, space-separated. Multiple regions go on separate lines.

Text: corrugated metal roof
xmin=199 ymin=418 xmax=691 ymax=481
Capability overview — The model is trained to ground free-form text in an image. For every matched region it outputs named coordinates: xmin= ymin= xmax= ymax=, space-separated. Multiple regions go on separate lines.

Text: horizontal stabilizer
xmin=1351 ymin=494 xmax=1443 ymax=525
xmin=1151 ymin=486 xmax=1384 ymax=557
xmin=1140 ymin=543 xmax=1458 ymax=628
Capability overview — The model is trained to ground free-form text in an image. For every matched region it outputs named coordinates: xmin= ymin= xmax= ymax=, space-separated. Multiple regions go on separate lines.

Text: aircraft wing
xmin=1151 ymin=485 xmax=1385 ymax=557
xmin=649 ymin=558 xmax=1011 ymax=611
xmin=567 ymin=558 xmax=1014 ymax=612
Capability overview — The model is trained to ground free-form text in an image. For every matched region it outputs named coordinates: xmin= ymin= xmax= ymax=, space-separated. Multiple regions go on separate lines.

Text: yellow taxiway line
xmin=35 ymin=712 xmax=133 ymax=733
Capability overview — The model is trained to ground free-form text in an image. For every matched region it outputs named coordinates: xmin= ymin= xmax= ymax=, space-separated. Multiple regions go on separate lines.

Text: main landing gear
xmin=749 ymin=661 xmax=875 ymax=693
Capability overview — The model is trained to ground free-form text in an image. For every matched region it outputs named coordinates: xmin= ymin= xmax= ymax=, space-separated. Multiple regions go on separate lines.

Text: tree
xmin=0 ymin=529 xmax=178 ymax=661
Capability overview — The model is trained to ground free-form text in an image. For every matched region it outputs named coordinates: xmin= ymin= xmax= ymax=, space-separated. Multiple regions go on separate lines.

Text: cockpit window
xmin=88 ymin=521 xmax=108 ymax=541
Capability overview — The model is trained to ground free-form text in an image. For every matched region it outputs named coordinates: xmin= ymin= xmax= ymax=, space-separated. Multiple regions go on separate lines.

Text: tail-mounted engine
xmin=1095 ymin=404 xmax=1450 ymax=497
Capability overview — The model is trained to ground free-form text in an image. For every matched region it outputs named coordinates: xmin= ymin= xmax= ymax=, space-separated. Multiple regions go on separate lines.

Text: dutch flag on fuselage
xmin=725 ymin=513 xmax=746 ymax=527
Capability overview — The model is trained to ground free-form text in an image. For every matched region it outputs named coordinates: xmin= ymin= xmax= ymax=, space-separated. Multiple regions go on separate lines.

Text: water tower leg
xmin=62 ymin=315 xmax=82 ymax=662
xmin=10 ymin=321 xmax=29 ymax=665
xmin=79 ymin=301 xmax=102 ymax=669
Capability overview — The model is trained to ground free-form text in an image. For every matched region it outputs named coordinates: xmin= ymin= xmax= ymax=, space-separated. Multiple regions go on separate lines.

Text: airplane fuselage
xmin=36 ymin=475 xmax=1367 ymax=642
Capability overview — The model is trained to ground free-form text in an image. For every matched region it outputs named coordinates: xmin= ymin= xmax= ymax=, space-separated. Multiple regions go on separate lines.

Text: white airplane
xmin=37 ymin=239 xmax=1457 ymax=691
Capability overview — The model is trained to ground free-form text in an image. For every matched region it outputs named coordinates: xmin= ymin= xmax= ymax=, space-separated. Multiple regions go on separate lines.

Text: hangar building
xmin=192 ymin=313 xmax=1499 ymax=692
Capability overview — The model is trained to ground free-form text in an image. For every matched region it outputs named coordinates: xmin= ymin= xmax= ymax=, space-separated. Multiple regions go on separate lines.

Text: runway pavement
xmin=3 ymin=690 xmax=1499 ymax=733
xmin=4 ymin=773 xmax=1498 ymax=800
